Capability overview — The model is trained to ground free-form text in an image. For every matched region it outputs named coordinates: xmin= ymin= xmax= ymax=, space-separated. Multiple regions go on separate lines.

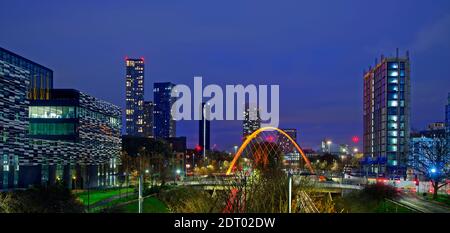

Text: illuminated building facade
xmin=0 ymin=60 xmax=30 ymax=189
xmin=0 ymin=47 xmax=53 ymax=100
xmin=25 ymin=89 xmax=122 ymax=189
xmin=362 ymin=51 xmax=411 ymax=177
xmin=243 ymin=103 xmax=261 ymax=140
xmin=125 ymin=58 xmax=144 ymax=136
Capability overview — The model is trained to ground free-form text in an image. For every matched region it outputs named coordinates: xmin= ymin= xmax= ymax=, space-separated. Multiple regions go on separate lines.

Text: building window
xmin=387 ymin=145 xmax=398 ymax=152
xmin=388 ymin=101 xmax=398 ymax=107
xmin=388 ymin=62 xmax=399 ymax=69
xmin=389 ymin=71 xmax=399 ymax=77
xmin=29 ymin=106 xmax=76 ymax=119
xmin=29 ymin=123 xmax=76 ymax=136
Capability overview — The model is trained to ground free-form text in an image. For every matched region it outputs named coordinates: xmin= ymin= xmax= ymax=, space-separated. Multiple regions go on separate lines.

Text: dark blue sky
xmin=1 ymin=0 xmax=449 ymax=151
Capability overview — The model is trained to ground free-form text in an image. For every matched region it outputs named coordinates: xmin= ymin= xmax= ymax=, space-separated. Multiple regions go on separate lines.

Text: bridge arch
xmin=226 ymin=127 xmax=315 ymax=175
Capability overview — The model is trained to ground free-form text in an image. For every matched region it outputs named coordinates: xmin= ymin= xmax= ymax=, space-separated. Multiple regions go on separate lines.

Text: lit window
xmin=388 ymin=115 xmax=398 ymax=122
xmin=388 ymin=78 xmax=398 ymax=84
xmin=389 ymin=138 xmax=398 ymax=144
xmin=388 ymin=101 xmax=398 ymax=107
xmin=389 ymin=71 xmax=399 ymax=77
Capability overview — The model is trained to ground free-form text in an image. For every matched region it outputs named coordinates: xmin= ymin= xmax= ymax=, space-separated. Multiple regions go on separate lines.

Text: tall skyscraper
xmin=199 ymin=102 xmax=211 ymax=151
xmin=143 ymin=101 xmax=155 ymax=138
xmin=125 ymin=58 xmax=144 ymax=136
xmin=1 ymin=47 xmax=53 ymax=100
xmin=363 ymin=50 xmax=411 ymax=177
xmin=154 ymin=82 xmax=176 ymax=138
xmin=243 ymin=103 xmax=261 ymax=140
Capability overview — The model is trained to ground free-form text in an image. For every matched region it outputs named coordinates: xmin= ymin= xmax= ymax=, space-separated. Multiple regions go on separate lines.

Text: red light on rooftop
xmin=140 ymin=57 xmax=145 ymax=62
xmin=194 ymin=145 xmax=202 ymax=152
xmin=125 ymin=56 xmax=129 ymax=61
xmin=352 ymin=136 xmax=360 ymax=144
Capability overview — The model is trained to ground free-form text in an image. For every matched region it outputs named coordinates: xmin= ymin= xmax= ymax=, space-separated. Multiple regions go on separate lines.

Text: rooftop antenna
xmin=396 ymin=48 xmax=399 ymax=58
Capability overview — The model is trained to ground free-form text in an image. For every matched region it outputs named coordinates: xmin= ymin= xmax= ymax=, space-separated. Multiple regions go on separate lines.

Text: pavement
xmin=396 ymin=193 xmax=450 ymax=213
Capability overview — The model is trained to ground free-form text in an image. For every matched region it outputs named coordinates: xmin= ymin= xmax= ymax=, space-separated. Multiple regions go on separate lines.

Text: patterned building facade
xmin=1 ymin=48 xmax=122 ymax=190
xmin=0 ymin=60 xmax=30 ymax=189
xmin=0 ymin=47 xmax=53 ymax=100
xmin=24 ymin=89 xmax=122 ymax=189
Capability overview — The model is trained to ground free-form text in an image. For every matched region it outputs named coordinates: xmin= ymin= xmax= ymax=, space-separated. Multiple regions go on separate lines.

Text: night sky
xmin=1 ymin=0 xmax=449 ymax=151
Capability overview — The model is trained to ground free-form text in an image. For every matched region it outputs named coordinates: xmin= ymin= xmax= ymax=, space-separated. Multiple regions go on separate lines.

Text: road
xmin=396 ymin=193 xmax=450 ymax=213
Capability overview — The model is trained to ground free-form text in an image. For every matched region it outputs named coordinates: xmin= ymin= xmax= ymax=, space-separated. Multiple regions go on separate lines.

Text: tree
xmin=409 ymin=137 xmax=449 ymax=200
xmin=120 ymin=139 xmax=173 ymax=187
xmin=0 ymin=184 xmax=84 ymax=213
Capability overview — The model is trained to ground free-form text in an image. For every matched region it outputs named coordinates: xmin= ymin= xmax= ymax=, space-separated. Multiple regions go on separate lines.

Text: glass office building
xmin=154 ymin=82 xmax=176 ymax=138
xmin=362 ymin=51 xmax=411 ymax=178
xmin=0 ymin=47 xmax=53 ymax=100
xmin=125 ymin=58 xmax=145 ymax=136
xmin=23 ymin=89 xmax=122 ymax=189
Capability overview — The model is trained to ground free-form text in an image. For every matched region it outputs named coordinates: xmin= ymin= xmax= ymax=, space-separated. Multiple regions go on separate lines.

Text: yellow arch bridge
xmin=226 ymin=127 xmax=315 ymax=175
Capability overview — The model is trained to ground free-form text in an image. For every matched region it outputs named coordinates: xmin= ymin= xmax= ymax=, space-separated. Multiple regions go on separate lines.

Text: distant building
xmin=446 ymin=93 xmax=450 ymax=145
xmin=339 ymin=144 xmax=350 ymax=155
xmin=279 ymin=129 xmax=299 ymax=167
xmin=409 ymin=126 xmax=446 ymax=179
xmin=279 ymin=128 xmax=297 ymax=154
xmin=243 ymin=103 xmax=261 ymax=140
xmin=199 ymin=102 xmax=211 ymax=151
xmin=362 ymin=50 xmax=411 ymax=177
xmin=125 ymin=58 xmax=145 ymax=136
xmin=321 ymin=139 xmax=332 ymax=154
xmin=154 ymin=82 xmax=176 ymax=138
xmin=427 ymin=122 xmax=445 ymax=131
xmin=1 ymin=47 xmax=53 ymax=100
xmin=143 ymin=101 xmax=155 ymax=138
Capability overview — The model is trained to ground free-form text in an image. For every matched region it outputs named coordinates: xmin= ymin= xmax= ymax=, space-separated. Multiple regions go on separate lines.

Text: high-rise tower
xmin=125 ymin=58 xmax=144 ymax=136
xmin=363 ymin=50 xmax=411 ymax=177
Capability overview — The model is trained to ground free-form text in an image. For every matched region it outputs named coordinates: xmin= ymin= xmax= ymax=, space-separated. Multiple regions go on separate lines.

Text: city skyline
xmin=1 ymin=1 xmax=450 ymax=151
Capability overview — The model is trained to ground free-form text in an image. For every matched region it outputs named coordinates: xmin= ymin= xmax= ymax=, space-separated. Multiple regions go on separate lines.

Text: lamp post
xmin=288 ymin=170 xmax=293 ymax=213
